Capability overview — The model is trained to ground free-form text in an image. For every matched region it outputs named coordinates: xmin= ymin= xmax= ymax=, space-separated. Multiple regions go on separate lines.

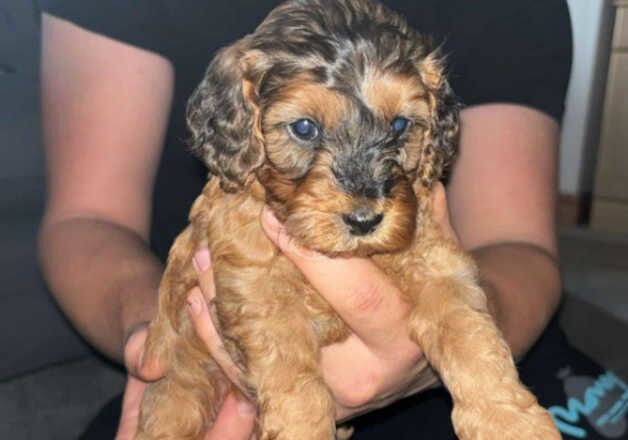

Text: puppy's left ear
xmin=186 ymin=38 xmax=266 ymax=192
xmin=417 ymin=52 xmax=461 ymax=187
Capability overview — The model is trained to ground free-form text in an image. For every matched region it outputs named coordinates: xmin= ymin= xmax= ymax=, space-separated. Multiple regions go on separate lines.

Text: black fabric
xmin=350 ymin=319 xmax=628 ymax=440
xmin=39 ymin=0 xmax=572 ymax=262
xmin=80 ymin=320 xmax=628 ymax=439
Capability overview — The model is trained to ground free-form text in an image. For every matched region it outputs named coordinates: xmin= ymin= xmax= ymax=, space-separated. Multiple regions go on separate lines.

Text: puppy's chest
xmin=199 ymin=189 xmax=349 ymax=346
xmin=212 ymin=250 xmax=350 ymax=348
xmin=199 ymin=182 xmax=435 ymax=349
xmin=209 ymin=237 xmax=431 ymax=352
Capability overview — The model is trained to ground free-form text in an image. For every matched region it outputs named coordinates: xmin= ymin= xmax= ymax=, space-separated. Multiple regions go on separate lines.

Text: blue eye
xmin=288 ymin=118 xmax=320 ymax=142
xmin=391 ymin=116 xmax=410 ymax=134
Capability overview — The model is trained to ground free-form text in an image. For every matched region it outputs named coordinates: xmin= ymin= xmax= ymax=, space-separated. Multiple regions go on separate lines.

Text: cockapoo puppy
xmin=136 ymin=0 xmax=560 ymax=438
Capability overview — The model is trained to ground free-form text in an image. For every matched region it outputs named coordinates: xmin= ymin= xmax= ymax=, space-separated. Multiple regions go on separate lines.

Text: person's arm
xmin=40 ymin=17 xmax=259 ymax=439
xmin=38 ymin=13 xmax=174 ymax=361
xmin=448 ymin=103 xmax=562 ymax=357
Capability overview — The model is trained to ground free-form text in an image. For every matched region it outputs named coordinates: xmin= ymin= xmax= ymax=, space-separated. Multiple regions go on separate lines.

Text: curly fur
xmin=136 ymin=1 xmax=560 ymax=439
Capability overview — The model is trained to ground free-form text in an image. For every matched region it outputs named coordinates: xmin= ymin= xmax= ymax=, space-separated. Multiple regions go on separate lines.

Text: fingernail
xmin=237 ymin=399 xmax=256 ymax=417
xmin=262 ymin=206 xmax=281 ymax=231
xmin=193 ymin=248 xmax=211 ymax=273
xmin=187 ymin=294 xmax=202 ymax=316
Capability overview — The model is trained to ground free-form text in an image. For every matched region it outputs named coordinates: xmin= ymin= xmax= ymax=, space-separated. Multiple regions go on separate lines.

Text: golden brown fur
xmin=136 ymin=1 xmax=561 ymax=438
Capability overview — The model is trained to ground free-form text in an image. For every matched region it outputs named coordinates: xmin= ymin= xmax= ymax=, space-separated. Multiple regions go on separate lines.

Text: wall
xmin=560 ymin=0 xmax=615 ymax=195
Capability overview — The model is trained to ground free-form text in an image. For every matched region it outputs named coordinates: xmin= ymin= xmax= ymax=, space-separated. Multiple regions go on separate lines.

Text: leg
xmin=233 ymin=301 xmax=336 ymax=440
xmin=136 ymin=223 xmax=227 ymax=439
xmin=137 ymin=319 xmax=229 ymax=439
xmin=136 ymin=362 xmax=225 ymax=440
xmin=408 ymin=273 xmax=560 ymax=439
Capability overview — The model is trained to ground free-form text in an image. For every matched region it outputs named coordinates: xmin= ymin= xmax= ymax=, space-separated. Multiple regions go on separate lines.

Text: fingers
xmin=204 ymin=393 xmax=256 ymax=440
xmin=187 ymin=288 xmax=249 ymax=395
xmin=114 ymin=376 xmax=146 ymax=440
xmin=193 ymin=247 xmax=216 ymax=301
xmin=260 ymin=208 xmax=410 ymax=352
xmin=123 ymin=323 xmax=163 ymax=381
xmin=190 ymin=249 xmax=249 ymax=397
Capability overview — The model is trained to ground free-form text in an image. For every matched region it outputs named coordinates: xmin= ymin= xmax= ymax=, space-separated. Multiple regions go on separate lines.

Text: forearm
xmin=38 ymin=217 xmax=163 ymax=362
xmin=472 ymin=242 xmax=561 ymax=358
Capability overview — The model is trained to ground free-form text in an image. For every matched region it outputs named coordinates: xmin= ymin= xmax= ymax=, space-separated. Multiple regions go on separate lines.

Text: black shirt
xmin=39 ymin=0 xmax=572 ymax=260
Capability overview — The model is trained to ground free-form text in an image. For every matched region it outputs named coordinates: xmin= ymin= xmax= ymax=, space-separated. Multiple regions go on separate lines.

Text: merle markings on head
xmin=186 ymin=0 xmax=460 ymax=256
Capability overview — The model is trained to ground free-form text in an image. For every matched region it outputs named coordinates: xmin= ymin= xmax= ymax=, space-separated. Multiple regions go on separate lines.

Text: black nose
xmin=342 ymin=208 xmax=384 ymax=236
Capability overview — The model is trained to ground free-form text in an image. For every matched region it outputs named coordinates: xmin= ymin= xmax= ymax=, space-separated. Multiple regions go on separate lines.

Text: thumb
xmin=123 ymin=323 xmax=163 ymax=381
xmin=260 ymin=206 xmax=409 ymax=351
xmin=114 ymin=376 xmax=146 ymax=440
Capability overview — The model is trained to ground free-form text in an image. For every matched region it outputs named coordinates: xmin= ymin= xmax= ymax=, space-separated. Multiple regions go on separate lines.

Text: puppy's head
xmin=187 ymin=0 xmax=460 ymax=256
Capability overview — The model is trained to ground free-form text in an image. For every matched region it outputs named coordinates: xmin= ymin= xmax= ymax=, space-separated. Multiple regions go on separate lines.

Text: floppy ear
xmin=186 ymin=38 xmax=265 ymax=192
xmin=417 ymin=52 xmax=461 ymax=187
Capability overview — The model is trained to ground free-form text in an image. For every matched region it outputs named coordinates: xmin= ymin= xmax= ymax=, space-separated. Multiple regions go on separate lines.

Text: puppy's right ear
xmin=416 ymin=51 xmax=461 ymax=188
xmin=186 ymin=38 xmax=265 ymax=192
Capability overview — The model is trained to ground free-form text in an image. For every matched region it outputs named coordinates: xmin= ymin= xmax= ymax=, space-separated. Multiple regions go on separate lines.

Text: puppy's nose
xmin=342 ymin=207 xmax=384 ymax=236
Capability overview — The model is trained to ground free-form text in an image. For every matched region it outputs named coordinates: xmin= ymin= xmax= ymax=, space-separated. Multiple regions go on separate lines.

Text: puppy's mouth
xmin=274 ymin=170 xmax=418 ymax=256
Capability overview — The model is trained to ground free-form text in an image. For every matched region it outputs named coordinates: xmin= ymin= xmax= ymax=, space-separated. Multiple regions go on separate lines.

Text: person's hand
xmin=184 ymin=182 xmax=457 ymax=424
xmin=259 ymin=182 xmax=457 ymax=421
xmin=114 ymin=271 xmax=256 ymax=440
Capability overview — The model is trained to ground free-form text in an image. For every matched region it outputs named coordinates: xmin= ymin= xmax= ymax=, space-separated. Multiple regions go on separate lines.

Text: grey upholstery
xmin=0 ymin=0 xmax=91 ymax=380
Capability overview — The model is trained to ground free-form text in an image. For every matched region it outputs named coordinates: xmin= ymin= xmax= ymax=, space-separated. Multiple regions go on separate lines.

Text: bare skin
xmin=39 ymin=13 xmax=561 ymax=440
xmin=451 ymin=104 xmax=561 ymax=356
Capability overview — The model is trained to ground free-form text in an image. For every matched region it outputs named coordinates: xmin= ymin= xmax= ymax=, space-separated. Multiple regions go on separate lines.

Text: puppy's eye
xmin=288 ymin=118 xmax=320 ymax=142
xmin=390 ymin=116 xmax=410 ymax=134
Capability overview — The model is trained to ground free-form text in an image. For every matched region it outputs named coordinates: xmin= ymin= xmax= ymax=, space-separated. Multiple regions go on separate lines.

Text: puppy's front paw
xmin=452 ymin=393 xmax=560 ymax=440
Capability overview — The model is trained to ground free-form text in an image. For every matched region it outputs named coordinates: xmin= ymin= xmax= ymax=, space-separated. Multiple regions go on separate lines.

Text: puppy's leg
xmin=229 ymin=299 xmax=335 ymax=440
xmin=135 ymin=351 xmax=227 ymax=440
xmin=137 ymin=285 xmax=228 ymax=439
xmin=407 ymin=248 xmax=560 ymax=440
xmin=136 ymin=224 xmax=226 ymax=439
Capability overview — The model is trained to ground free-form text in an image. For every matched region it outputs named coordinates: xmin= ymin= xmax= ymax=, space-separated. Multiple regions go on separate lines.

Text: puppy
xmin=136 ymin=1 xmax=561 ymax=438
